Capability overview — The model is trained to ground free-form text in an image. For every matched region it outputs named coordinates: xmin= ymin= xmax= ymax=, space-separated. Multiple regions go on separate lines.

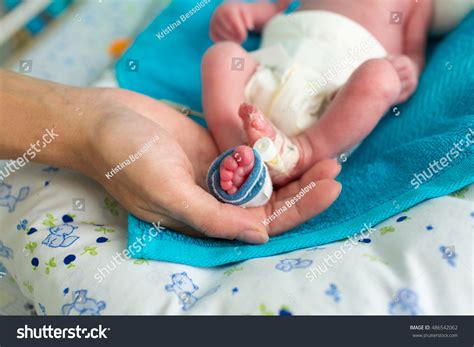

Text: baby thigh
xmin=302 ymin=58 xmax=401 ymax=160
xmin=202 ymin=42 xmax=258 ymax=151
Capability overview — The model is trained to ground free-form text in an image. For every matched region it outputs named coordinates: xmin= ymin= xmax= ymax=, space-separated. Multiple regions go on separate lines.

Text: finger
xmin=268 ymin=179 xmax=341 ymax=236
xmin=275 ymin=157 xmax=341 ymax=188
xmin=264 ymin=161 xmax=342 ymax=235
xmin=269 ymin=159 xmax=340 ymax=211
xmin=209 ymin=14 xmax=221 ymax=42
xmin=162 ymin=180 xmax=269 ymax=244
xmin=306 ymin=158 xmax=341 ymax=180
xmin=210 ymin=27 xmax=220 ymax=42
xmin=241 ymin=8 xmax=254 ymax=31
xmin=213 ymin=29 xmax=228 ymax=43
xmin=218 ymin=16 xmax=237 ymax=38
xmin=228 ymin=12 xmax=247 ymax=43
xmin=213 ymin=17 xmax=236 ymax=42
xmin=210 ymin=24 xmax=228 ymax=42
xmin=130 ymin=200 xmax=206 ymax=238
xmin=219 ymin=24 xmax=239 ymax=42
xmin=149 ymin=160 xmax=340 ymax=241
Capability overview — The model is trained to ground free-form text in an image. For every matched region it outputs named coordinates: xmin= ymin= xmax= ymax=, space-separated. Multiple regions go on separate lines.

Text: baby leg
xmin=202 ymin=41 xmax=258 ymax=152
xmin=203 ymin=42 xmax=263 ymax=194
xmin=301 ymin=58 xmax=401 ymax=162
xmin=242 ymin=58 xmax=401 ymax=184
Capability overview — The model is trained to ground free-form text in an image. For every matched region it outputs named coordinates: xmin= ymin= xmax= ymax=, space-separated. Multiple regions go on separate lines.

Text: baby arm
xmin=388 ymin=0 xmax=433 ymax=103
xmin=210 ymin=0 xmax=291 ymax=43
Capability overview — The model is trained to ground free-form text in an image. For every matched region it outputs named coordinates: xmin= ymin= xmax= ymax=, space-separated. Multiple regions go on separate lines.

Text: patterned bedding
xmin=0 ymin=163 xmax=472 ymax=315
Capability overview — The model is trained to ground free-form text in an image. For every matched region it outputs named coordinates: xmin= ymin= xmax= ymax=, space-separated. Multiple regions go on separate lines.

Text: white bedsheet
xmin=0 ymin=163 xmax=472 ymax=315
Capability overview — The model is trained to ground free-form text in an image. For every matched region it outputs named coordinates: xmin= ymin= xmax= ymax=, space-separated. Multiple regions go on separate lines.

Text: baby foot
xmin=219 ymin=145 xmax=255 ymax=195
xmin=239 ymin=103 xmax=302 ymax=185
xmin=386 ymin=55 xmax=418 ymax=104
xmin=239 ymin=103 xmax=277 ymax=145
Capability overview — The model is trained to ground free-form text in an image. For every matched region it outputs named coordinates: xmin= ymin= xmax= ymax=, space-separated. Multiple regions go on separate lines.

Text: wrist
xmin=60 ymin=86 xmax=109 ymax=178
xmin=0 ymin=70 xmax=104 ymax=176
xmin=30 ymin=84 xmax=102 ymax=175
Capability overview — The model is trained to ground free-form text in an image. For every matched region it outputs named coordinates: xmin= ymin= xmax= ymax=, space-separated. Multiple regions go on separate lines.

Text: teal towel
xmin=119 ymin=1 xmax=474 ymax=267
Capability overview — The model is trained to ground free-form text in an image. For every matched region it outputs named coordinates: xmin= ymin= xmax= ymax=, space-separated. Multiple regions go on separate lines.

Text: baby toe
xmin=223 ymin=155 xmax=238 ymax=171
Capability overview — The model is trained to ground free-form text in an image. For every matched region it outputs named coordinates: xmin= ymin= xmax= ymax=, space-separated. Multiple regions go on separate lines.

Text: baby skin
xmin=202 ymin=0 xmax=433 ymax=193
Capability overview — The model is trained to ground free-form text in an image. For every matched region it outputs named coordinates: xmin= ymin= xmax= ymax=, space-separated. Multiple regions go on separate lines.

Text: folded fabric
xmin=120 ymin=1 xmax=474 ymax=267
xmin=207 ymin=147 xmax=272 ymax=207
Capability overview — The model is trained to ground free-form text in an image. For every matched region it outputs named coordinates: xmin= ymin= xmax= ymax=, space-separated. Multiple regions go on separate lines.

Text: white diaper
xmin=244 ymin=10 xmax=387 ymax=136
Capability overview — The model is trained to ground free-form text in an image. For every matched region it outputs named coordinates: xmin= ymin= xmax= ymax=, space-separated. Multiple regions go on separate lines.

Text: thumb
xmin=165 ymin=182 xmax=269 ymax=244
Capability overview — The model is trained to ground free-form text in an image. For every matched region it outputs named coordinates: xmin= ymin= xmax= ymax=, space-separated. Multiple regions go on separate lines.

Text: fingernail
xmin=237 ymin=230 xmax=269 ymax=244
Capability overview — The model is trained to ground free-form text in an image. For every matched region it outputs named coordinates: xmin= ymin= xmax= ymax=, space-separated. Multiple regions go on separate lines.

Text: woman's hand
xmin=0 ymin=70 xmax=341 ymax=244
xmin=78 ymin=88 xmax=341 ymax=243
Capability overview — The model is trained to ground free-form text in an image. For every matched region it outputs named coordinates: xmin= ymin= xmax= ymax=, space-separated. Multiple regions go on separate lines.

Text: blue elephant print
xmin=165 ymin=272 xmax=219 ymax=311
xmin=42 ymin=215 xmax=79 ymax=248
xmin=0 ymin=183 xmax=29 ymax=213
xmin=325 ymin=283 xmax=341 ymax=303
xmin=439 ymin=246 xmax=456 ymax=267
xmin=0 ymin=241 xmax=13 ymax=259
xmin=275 ymin=258 xmax=313 ymax=272
xmin=389 ymin=288 xmax=422 ymax=315
xmin=62 ymin=290 xmax=106 ymax=315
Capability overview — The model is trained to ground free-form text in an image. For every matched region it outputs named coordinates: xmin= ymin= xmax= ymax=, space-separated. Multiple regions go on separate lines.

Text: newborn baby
xmin=202 ymin=0 xmax=432 ymax=201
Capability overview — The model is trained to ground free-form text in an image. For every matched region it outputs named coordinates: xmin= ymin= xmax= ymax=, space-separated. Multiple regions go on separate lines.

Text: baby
xmin=202 ymin=0 xmax=432 ymax=198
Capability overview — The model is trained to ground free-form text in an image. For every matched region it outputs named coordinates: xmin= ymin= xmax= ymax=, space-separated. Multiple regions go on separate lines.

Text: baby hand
xmin=210 ymin=3 xmax=254 ymax=43
xmin=386 ymin=55 xmax=419 ymax=103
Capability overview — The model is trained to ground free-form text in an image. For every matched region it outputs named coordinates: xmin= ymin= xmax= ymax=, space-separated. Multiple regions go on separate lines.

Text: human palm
xmin=81 ymin=89 xmax=342 ymax=243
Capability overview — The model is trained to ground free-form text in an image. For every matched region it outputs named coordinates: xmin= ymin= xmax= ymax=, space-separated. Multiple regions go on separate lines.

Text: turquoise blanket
xmin=118 ymin=1 xmax=474 ymax=267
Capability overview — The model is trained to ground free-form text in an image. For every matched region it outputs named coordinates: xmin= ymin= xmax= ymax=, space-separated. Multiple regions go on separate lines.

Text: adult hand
xmin=79 ymin=88 xmax=342 ymax=243
xmin=0 ymin=71 xmax=341 ymax=244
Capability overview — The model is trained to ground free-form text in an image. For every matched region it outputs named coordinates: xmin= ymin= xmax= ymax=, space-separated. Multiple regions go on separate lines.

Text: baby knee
xmin=358 ymin=59 xmax=401 ymax=103
xmin=202 ymin=41 xmax=244 ymax=66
